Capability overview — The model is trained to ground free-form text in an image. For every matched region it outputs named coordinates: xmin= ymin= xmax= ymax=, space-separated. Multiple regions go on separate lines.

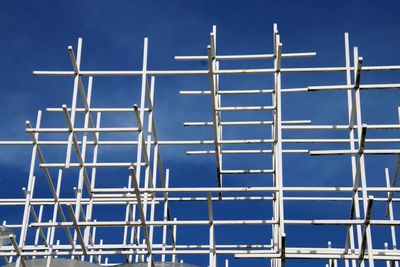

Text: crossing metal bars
xmin=0 ymin=24 xmax=399 ymax=267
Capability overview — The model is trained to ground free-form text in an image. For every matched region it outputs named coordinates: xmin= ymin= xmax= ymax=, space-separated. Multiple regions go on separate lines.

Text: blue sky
xmin=0 ymin=0 xmax=400 ymax=266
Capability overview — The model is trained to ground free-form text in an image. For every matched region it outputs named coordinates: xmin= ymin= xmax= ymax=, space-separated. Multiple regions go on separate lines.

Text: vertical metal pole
xmin=208 ymin=193 xmax=216 ymax=267
xmin=207 ymin=25 xmax=223 ymax=193
xmin=147 ymin=77 xmax=157 ymax=267
xmin=65 ymin=38 xmax=83 ymax=167
xmin=172 ymin=217 xmax=177 ymax=263
xmin=273 ymin=23 xmax=285 ymax=267
xmin=32 ymin=204 xmax=43 ymax=259
xmin=82 ymin=77 xmax=94 ymax=244
xmin=161 ymin=170 xmax=170 ymax=262
xmin=271 ymin=24 xmax=278 ymax=267
xmin=98 ymin=239 xmax=103 ymax=264
xmin=17 ymin=110 xmax=42 ymax=267
xmin=134 ymin=38 xmax=149 ymax=262
xmin=83 ymin=109 xmax=101 ymax=265
xmin=70 ymin=76 xmax=94 ymax=260
xmin=90 ymin=220 xmax=97 ymax=263
xmin=344 ymin=32 xmax=362 ymax=267
xmin=385 ymin=168 xmax=399 ymax=267
xmin=46 ymin=170 xmax=64 ymax=267
xmin=353 ymin=47 xmax=374 ymax=267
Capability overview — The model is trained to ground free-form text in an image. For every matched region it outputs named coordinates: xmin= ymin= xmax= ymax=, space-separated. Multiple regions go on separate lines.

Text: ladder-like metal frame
xmin=0 ymin=24 xmax=399 ymax=267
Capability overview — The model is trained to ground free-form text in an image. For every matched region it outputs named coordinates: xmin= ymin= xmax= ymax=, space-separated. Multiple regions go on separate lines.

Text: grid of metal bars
xmin=0 ymin=24 xmax=399 ymax=267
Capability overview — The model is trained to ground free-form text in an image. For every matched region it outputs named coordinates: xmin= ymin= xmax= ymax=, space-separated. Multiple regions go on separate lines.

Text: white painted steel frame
xmin=0 ymin=24 xmax=399 ymax=267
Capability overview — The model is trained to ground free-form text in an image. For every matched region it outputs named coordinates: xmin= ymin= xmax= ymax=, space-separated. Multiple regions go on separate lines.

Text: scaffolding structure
xmin=0 ymin=24 xmax=399 ymax=267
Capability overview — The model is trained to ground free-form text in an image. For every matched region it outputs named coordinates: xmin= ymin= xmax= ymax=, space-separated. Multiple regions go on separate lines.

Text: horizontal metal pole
xmin=91 ymin=186 xmax=400 ymax=194
xmin=308 ymin=83 xmax=400 ymax=91
xmin=283 ymin=124 xmax=400 ymax=130
xmin=31 ymin=219 xmax=278 ymax=227
xmin=32 ymin=65 xmax=400 ymax=77
xmin=1 ymin=138 xmax=400 ymax=147
xmin=184 ymin=121 xmax=273 ymax=126
xmin=26 ymin=127 xmax=139 ymax=133
xmin=29 ymin=219 xmax=400 ymax=228
xmin=39 ymin=162 xmax=145 ymax=168
xmin=174 ymin=52 xmax=317 ymax=61
xmin=220 ymin=169 xmax=275 ymax=174
xmin=4 ymin=195 xmax=400 ymax=207
xmin=0 ymin=197 xmax=154 ymax=206
xmin=282 ymin=138 xmax=400 ymax=143
xmin=184 ymin=120 xmax=311 ymax=126
xmin=1 ymin=247 xmax=399 ymax=260
xmin=311 ymin=149 xmax=400 ymax=155
xmin=235 ymin=249 xmax=400 ymax=260
xmin=179 ymin=88 xmax=307 ymax=95
xmin=25 ymin=122 xmax=400 ymax=141
xmin=187 ymin=149 xmax=273 ymax=155
xmin=47 ymin=107 xmax=150 ymax=112
xmin=0 ymin=243 xmax=274 ymax=253
xmin=186 ymin=149 xmax=308 ymax=155
xmin=180 ymin=89 xmax=274 ymax=95
xmin=216 ymin=106 xmax=275 ymax=111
